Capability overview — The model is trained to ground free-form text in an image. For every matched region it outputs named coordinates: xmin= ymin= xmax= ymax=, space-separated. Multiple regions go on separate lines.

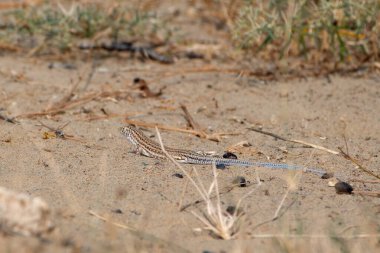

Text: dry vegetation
xmin=0 ymin=0 xmax=379 ymax=75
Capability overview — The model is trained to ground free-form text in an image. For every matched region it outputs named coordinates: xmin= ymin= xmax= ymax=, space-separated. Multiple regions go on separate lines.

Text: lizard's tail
xmin=213 ymin=158 xmax=327 ymax=177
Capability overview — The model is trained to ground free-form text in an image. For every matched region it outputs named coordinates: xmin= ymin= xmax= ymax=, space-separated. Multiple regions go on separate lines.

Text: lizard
xmin=120 ymin=125 xmax=327 ymax=177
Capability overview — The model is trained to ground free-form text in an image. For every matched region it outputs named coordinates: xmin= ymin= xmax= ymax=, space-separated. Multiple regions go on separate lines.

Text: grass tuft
xmin=232 ymin=0 xmax=380 ymax=63
xmin=0 ymin=2 xmax=170 ymax=54
xmin=155 ymin=126 xmax=262 ymax=240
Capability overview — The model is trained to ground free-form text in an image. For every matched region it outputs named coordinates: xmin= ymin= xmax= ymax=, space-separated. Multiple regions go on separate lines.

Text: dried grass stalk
xmin=155 ymin=126 xmax=261 ymax=240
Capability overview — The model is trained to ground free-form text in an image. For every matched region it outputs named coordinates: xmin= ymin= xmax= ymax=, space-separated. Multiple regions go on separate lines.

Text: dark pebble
xmin=133 ymin=77 xmax=141 ymax=83
xmin=216 ymin=164 xmax=226 ymax=169
xmin=233 ymin=176 xmax=247 ymax=187
xmin=335 ymin=182 xmax=353 ymax=194
xmin=111 ymin=209 xmax=123 ymax=214
xmin=226 ymin=206 xmax=236 ymax=215
xmin=223 ymin=152 xmax=238 ymax=159
xmin=186 ymin=51 xmax=204 ymax=59
xmin=61 ymin=238 xmax=75 ymax=247
xmin=172 ymin=173 xmax=184 ymax=178
xmin=321 ymin=173 xmax=334 ymax=179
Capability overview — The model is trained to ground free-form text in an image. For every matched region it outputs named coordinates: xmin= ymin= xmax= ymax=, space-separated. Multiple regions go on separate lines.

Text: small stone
xmin=111 ymin=209 xmax=123 ymax=214
xmin=328 ymin=178 xmax=339 ymax=187
xmin=226 ymin=205 xmax=244 ymax=216
xmin=61 ymin=238 xmax=75 ymax=247
xmin=335 ymin=182 xmax=353 ymax=194
xmin=1 ymin=137 xmax=11 ymax=143
xmin=232 ymin=176 xmax=247 ymax=187
xmin=226 ymin=206 xmax=236 ymax=215
xmin=172 ymin=173 xmax=184 ymax=178
xmin=216 ymin=164 xmax=226 ymax=169
xmin=321 ymin=172 xmax=334 ymax=179
xmin=223 ymin=152 xmax=238 ymax=159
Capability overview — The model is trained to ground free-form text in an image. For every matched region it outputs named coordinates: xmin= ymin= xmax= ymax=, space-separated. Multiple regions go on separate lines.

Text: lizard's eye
xmin=120 ymin=127 xmax=127 ymax=134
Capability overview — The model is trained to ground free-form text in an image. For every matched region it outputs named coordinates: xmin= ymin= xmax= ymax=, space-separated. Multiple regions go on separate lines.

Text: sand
xmin=0 ymin=54 xmax=380 ymax=252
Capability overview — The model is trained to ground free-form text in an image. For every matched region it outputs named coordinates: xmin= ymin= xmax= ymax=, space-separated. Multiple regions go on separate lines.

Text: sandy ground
xmin=0 ymin=54 xmax=380 ymax=253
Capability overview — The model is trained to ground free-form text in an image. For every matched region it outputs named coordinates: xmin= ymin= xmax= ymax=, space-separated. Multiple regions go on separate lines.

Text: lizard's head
xmin=120 ymin=125 xmax=139 ymax=145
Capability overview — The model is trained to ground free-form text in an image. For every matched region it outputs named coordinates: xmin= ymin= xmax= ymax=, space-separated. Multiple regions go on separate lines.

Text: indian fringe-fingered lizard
xmin=120 ymin=125 xmax=327 ymax=177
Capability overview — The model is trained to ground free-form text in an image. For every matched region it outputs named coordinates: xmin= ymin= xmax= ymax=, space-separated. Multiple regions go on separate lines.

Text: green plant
xmin=233 ymin=0 xmax=380 ymax=62
xmin=0 ymin=3 xmax=170 ymax=53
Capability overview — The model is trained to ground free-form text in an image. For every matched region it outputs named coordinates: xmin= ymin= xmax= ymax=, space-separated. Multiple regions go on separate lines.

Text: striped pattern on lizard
xmin=120 ymin=125 xmax=327 ymax=177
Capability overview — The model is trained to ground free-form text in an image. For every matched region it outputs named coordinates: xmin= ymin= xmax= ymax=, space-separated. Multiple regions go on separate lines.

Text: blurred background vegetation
xmin=0 ymin=0 xmax=379 ymax=75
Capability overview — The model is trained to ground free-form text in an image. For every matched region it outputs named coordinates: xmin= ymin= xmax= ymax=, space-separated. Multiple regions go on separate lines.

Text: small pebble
xmin=335 ymin=182 xmax=353 ymax=194
xmin=223 ymin=152 xmax=238 ymax=159
xmin=111 ymin=209 xmax=123 ymax=214
xmin=172 ymin=173 xmax=184 ymax=178
xmin=328 ymin=178 xmax=339 ymax=187
xmin=321 ymin=172 xmax=334 ymax=179
xmin=232 ymin=176 xmax=247 ymax=187
xmin=216 ymin=164 xmax=226 ymax=169
xmin=61 ymin=238 xmax=75 ymax=247
xmin=226 ymin=206 xmax=236 ymax=215
xmin=133 ymin=77 xmax=142 ymax=83
xmin=226 ymin=205 xmax=244 ymax=216
xmin=48 ymin=62 xmax=77 ymax=70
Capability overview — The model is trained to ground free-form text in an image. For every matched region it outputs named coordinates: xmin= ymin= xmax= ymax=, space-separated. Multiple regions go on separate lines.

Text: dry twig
xmin=349 ymin=179 xmax=380 ymax=184
xmin=125 ymin=119 xmax=240 ymax=142
xmin=46 ymin=77 xmax=81 ymax=111
xmin=249 ymin=126 xmax=340 ymax=155
xmin=353 ymin=191 xmax=380 ymax=198
xmin=88 ymin=210 xmax=135 ymax=230
xmin=180 ymin=104 xmax=203 ymax=131
xmin=250 ymin=172 xmax=301 ymax=232
xmin=159 ymin=65 xmax=276 ymax=80
xmin=14 ymin=89 xmax=137 ymax=119
xmin=155 ymin=126 xmax=261 ymax=239
xmin=339 ymin=147 xmax=380 ymax=180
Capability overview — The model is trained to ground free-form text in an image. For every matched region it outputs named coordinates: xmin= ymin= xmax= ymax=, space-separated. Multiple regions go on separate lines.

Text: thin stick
xmin=272 ymin=187 xmax=291 ymax=220
xmin=179 ymin=184 xmax=237 ymax=212
xmin=82 ymin=59 xmax=99 ymax=92
xmin=159 ymin=65 xmax=276 ymax=80
xmin=14 ymin=89 xmax=137 ymax=119
xmin=88 ymin=210 xmax=135 ymax=231
xmin=339 ymin=147 xmax=380 ymax=180
xmin=212 ymin=163 xmax=224 ymax=232
xmin=178 ymin=168 xmax=194 ymax=211
xmin=192 ymin=166 xmax=209 ymax=199
xmin=83 ymin=113 xmax=133 ymax=121
xmin=249 ymin=127 xmax=340 ymax=155
xmin=180 ymin=104 xmax=204 ymax=132
xmin=250 ymin=172 xmax=299 ymax=231
xmin=353 ymin=191 xmax=380 ymax=197
xmin=291 ymin=139 xmax=339 ymax=154
xmin=349 ymin=179 xmax=380 ymax=184
xmin=155 ymin=126 xmax=208 ymax=202
xmin=235 ymin=171 xmax=262 ymax=212
xmin=46 ymin=77 xmax=81 ymax=111
xmin=127 ymin=119 xmax=240 ymax=142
